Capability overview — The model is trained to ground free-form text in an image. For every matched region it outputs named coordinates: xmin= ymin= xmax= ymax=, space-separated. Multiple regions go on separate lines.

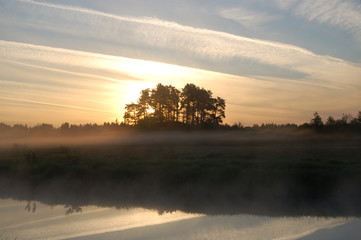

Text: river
xmin=1 ymin=198 xmax=360 ymax=240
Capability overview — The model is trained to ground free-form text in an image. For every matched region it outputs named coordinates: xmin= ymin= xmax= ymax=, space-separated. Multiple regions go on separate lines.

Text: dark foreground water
xmin=1 ymin=198 xmax=360 ymax=240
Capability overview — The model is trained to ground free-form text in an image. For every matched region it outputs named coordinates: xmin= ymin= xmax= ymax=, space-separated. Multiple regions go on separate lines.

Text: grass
xmin=0 ymin=130 xmax=361 ymax=216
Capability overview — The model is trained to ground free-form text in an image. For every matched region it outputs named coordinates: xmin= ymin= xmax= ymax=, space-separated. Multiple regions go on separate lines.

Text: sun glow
xmin=102 ymin=57 xmax=206 ymax=119
xmin=123 ymin=81 xmax=155 ymax=104
xmin=105 ymin=57 xmax=198 ymax=82
xmin=103 ymin=81 xmax=155 ymax=121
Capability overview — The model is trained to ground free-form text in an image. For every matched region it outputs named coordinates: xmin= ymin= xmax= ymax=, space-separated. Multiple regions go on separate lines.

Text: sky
xmin=1 ymin=0 xmax=361 ymax=126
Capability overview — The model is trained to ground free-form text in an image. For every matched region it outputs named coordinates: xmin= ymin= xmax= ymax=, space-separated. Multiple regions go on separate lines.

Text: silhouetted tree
xmin=167 ymin=85 xmax=181 ymax=122
xmin=180 ymin=83 xmax=225 ymax=126
xmin=123 ymin=83 xmax=226 ymax=127
xmin=212 ymin=96 xmax=226 ymax=125
xmin=13 ymin=124 xmax=28 ymax=130
xmin=123 ymin=103 xmax=141 ymax=125
xmin=149 ymin=84 xmax=181 ymax=123
xmin=137 ymin=89 xmax=151 ymax=119
xmin=325 ymin=116 xmax=336 ymax=126
xmin=180 ymin=83 xmax=198 ymax=125
xmin=310 ymin=112 xmax=323 ymax=128
xmin=60 ymin=122 xmax=70 ymax=131
xmin=352 ymin=111 xmax=361 ymax=125
xmin=337 ymin=113 xmax=353 ymax=126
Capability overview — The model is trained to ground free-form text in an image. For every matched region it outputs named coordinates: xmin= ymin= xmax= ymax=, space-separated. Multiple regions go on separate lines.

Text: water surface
xmin=1 ymin=198 xmax=359 ymax=240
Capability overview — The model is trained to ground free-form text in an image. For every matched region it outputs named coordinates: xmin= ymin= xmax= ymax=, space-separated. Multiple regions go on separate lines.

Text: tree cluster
xmin=306 ymin=111 xmax=361 ymax=130
xmin=123 ymin=83 xmax=226 ymax=127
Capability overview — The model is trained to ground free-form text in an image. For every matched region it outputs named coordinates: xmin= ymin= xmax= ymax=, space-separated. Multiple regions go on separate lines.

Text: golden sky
xmin=1 ymin=0 xmax=361 ymax=126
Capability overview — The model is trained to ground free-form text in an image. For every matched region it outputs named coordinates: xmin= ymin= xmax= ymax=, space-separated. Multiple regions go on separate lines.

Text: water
xmin=1 ymin=198 xmax=360 ymax=240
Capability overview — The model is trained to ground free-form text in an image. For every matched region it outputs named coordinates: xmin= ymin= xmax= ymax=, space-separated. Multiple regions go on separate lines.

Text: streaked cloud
xmin=275 ymin=0 xmax=298 ymax=10
xmin=220 ymin=7 xmax=280 ymax=30
xmin=3 ymin=0 xmax=361 ymax=84
xmin=276 ymin=0 xmax=361 ymax=41
xmin=1 ymin=0 xmax=361 ymax=125
xmin=0 ymin=96 xmax=112 ymax=113
xmin=1 ymin=40 xmax=360 ymax=126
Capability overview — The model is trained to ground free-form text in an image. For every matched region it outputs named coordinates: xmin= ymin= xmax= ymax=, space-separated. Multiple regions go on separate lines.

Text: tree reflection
xmin=24 ymin=201 xmax=82 ymax=215
xmin=25 ymin=201 xmax=36 ymax=213
xmin=64 ymin=204 xmax=83 ymax=215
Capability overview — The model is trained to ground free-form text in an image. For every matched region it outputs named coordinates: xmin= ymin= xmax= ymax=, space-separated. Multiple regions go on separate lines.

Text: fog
xmin=0 ymin=129 xmax=131 ymax=149
xmin=1 ymin=128 xmax=360 ymax=217
xmin=1 ymin=125 xmax=349 ymax=148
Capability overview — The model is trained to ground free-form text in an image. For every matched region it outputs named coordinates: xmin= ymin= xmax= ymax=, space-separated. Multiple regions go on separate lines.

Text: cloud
xmin=5 ymin=0 xmax=361 ymax=85
xmin=276 ymin=0 xmax=361 ymax=41
xmin=0 ymin=96 xmax=113 ymax=113
xmin=1 ymin=1 xmax=361 ymax=125
xmin=275 ymin=0 xmax=298 ymax=10
xmin=220 ymin=7 xmax=280 ymax=30
xmin=1 ymin=39 xmax=360 ymax=126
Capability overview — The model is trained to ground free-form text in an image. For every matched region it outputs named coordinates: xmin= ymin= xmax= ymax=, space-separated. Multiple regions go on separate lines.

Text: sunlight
xmin=122 ymin=81 xmax=155 ymax=104
xmin=100 ymin=57 xmax=205 ymax=120
xmin=106 ymin=56 xmax=197 ymax=82
xmin=104 ymin=80 xmax=156 ymax=120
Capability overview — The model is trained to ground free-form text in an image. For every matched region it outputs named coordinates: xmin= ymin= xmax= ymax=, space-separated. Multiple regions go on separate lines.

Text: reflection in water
xmin=0 ymin=198 xmax=359 ymax=240
xmin=64 ymin=205 xmax=82 ymax=215
xmin=0 ymin=198 xmax=201 ymax=240
xmin=25 ymin=201 xmax=36 ymax=213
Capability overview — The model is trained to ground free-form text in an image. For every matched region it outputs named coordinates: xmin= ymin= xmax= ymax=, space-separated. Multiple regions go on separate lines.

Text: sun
xmin=103 ymin=81 xmax=153 ymax=121
xmin=123 ymin=81 xmax=155 ymax=104
xmin=99 ymin=56 xmax=213 ymax=120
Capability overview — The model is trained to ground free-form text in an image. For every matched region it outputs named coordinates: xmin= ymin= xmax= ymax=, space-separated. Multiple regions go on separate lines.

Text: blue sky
xmin=1 ymin=0 xmax=361 ymax=125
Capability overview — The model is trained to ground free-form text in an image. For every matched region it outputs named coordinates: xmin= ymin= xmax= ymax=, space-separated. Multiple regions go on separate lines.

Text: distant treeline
xmin=1 ymin=111 xmax=361 ymax=135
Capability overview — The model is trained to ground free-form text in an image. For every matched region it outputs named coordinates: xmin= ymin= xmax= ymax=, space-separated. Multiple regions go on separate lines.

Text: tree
xmin=123 ymin=103 xmax=141 ymax=125
xmin=337 ymin=113 xmax=353 ymax=125
xmin=195 ymin=88 xmax=213 ymax=125
xmin=148 ymin=84 xmax=181 ymax=124
xmin=352 ymin=111 xmax=361 ymax=125
xmin=179 ymin=84 xmax=224 ymax=126
xmin=60 ymin=122 xmax=70 ymax=130
xmin=167 ymin=85 xmax=181 ymax=122
xmin=137 ymin=89 xmax=151 ymax=119
xmin=310 ymin=112 xmax=323 ymax=128
xmin=180 ymin=83 xmax=198 ymax=125
xmin=325 ymin=116 xmax=336 ymax=126
xmin=212 ymin=97 xmax=226 ymax=125
xmin=123 ymin=83 xmax=226 ymax=127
